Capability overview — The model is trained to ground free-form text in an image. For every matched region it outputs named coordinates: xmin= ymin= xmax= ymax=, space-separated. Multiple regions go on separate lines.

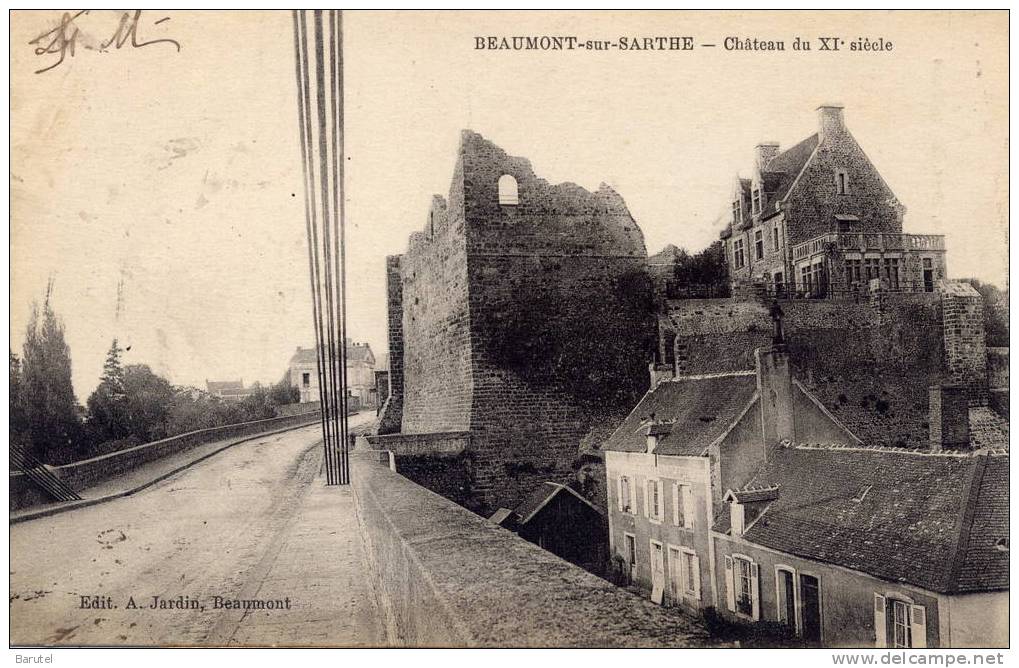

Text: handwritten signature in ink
xmin=29 ymin=10 xmax=181 ymax=75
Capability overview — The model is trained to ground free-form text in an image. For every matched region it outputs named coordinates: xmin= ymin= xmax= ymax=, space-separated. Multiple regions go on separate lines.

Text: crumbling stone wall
xmin=458 ymin=131 xmax=653 ymax=510
xmin=939 ymin=280 xmax=988 ymax=404
xmin=399 ymin=178 xmax=474 ymax=435
xmin=664 ymin=295 xmax=947 ymax=448
xmin=377 ymin=256 xmax=405 ymax=434
xmin=388 ymin=131 xmax=654 ymax=513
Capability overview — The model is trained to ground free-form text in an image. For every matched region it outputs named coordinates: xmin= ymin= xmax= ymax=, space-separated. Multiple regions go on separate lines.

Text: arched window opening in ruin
xmin=498 ymin=174 xmax=519 ymax=205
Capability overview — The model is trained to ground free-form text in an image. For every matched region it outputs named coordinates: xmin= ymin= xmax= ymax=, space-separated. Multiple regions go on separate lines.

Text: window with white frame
xmin=673 ymin=482 xmax=694 ymax=529
xmin=618 ymin=476 xmax=633 ymax=514
xmin=874 ymin=594 xmax=927 ymax=648
xmin=725 ymin=554 xmax=760 ymax=619
xmin=646 ymin=478 xmax=663 ymax=522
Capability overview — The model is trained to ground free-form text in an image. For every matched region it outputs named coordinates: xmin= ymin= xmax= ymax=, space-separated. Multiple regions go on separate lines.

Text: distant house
xmin=205 ymin=379 xmax=253 ymax=401
xmin=602 ymin=341 xmax=1008 ymax=647
xmin=490 ymin=481 xmax=607 ymax=574
xmin=288 ymin=339 xmax=377 ymax=406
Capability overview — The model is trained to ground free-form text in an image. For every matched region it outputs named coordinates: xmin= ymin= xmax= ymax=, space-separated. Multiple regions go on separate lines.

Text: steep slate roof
xmin=759 ymin=133 xmax=819 ymax=216
xmin=722 ymin=445 xmax=1009 ymax=594
xmin=511 ymin=482 xmax=603 ymax=525
xmin=602 ymin=373 xmax=758 ymax=456
xmin=951 ymin=454 xmax=1009 ymax=592
xmin=720 ymin=134 xmax=819 ymax=238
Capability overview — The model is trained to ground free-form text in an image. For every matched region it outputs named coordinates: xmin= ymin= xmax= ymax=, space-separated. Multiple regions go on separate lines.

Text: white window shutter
xmin=684 ymin=485 xmax=695 ymax=528
xmin=750 ymin=562 xmax=761 ymax=620
xmin=692 ymin=553 xmax=702 ymax=600
xmin=910 ymin=605 xmax=927 ymax=648
xmin=617 ymin=477 xmax=624 ymax=513
xmin=673 ymin=483 xmax=680 ymax=525
xmin=724 ymin=556 xmax=735 ymax=612
xmin=644 ymin=481 xmax=650 ymax=518
xmin=874 ymin=594 xmax=887 ymax=648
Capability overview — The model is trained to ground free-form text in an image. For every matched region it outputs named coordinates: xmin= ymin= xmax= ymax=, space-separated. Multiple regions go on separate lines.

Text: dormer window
xmin=731 ymin=199 xmax=741 ymax=224
xmin=752 ymin=188 xmax=762 ymax=213
xmin=836 ymin=169 xmax=849 ymax=195
xmin=498 ymin=174 xmax=519 ymax=205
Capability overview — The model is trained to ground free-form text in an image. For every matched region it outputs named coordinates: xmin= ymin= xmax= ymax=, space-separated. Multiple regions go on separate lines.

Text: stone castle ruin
xmin=375 ymin=130 xmax=655 ymax=513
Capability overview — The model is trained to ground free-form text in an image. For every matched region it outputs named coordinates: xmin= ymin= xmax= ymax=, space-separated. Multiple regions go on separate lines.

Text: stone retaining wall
xmin=10 ymin=412 xmax=322 ymax=510
xmin=349 ymin=451 xmax=709 ymax=647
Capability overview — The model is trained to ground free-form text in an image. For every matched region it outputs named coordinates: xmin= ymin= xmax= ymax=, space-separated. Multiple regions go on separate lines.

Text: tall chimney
xmin=755 ymin=345 xmax=796 ymax=445
xmin=930 ymin=384 xmax=971 ymax=452
xmin=817 ymin=104 xmax=846 ymax=139
xmin=755 ymin=142 xmax=780 ymax=172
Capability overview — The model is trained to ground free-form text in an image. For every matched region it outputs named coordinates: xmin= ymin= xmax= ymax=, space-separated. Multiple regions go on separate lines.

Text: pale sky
xmin=10 ymin=10 xmax=1008 ymax=400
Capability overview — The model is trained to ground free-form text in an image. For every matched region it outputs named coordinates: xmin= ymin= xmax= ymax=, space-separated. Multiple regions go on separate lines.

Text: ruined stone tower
xmin=379 ymin=130 xmax=654 ymax=512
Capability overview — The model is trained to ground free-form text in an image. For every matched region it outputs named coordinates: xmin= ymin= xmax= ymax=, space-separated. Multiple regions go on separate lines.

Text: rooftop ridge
xmin=667 ymin=370 xmax=756 ymax=381
xmin=782 ymin=439 xmax=984 ymax=458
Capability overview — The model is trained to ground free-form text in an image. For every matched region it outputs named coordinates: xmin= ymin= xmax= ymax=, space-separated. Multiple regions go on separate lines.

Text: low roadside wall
xmin=10 ymin=412 xmax=322 ymax=510
xmin=350 ymin=451 xmax=709 ymax=647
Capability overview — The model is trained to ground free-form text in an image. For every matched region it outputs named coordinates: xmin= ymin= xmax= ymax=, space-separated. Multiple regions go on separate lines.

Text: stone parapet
xmin=349 ymin=452 xmax=709 ymax=647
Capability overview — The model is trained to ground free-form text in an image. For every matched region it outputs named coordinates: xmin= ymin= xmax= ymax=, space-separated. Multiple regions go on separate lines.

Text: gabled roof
xmin=725 ymin=485 xmax=780 ymax=504
xmin=602 ymin=373 xmax=758 ymax=456
xmin=290 ymin=343 xmax=375 ymax=366
xmin=489 ymin=507 xmax=515 ymax=527
xmin=512 ymin=482 xmax=603 ymax=526
xmin=759 ymin=133 xmax=819 ymax=216
xmin=720 ymin=444 xmax=1009 ymax=594
xmin=206 ymin=380 xmax=243 ymax=392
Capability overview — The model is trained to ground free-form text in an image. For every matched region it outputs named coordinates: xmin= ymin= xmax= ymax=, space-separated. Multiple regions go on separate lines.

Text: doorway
xmin=799 ymin=574 xmax=822 ymax=643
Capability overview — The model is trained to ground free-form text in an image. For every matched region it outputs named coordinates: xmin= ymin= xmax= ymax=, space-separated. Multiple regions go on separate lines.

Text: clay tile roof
xmin=732 ymin=447 xmax=1008 ymax=594
xmin=951 ymin=454 xmax=1010 ymax=592
xmin=602 ymin=373 xmax=758 ymax=456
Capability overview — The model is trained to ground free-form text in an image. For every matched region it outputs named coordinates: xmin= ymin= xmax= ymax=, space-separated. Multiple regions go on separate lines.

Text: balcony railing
xmin=792 ymin=233 xmax=945 ymax=261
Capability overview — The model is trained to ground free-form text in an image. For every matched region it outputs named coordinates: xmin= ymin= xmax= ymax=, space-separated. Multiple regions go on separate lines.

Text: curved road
xmin=10 ymin=416 xmax=385 ymax=647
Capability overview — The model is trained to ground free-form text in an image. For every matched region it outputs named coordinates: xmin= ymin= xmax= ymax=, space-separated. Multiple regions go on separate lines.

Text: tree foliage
xmin=86 ymin=339 xmax=130 ymax=444
xmin=962 ymin=279 xmax=1009 ymax=348
xmin=20 ymin=298 xmax=85 ymax=463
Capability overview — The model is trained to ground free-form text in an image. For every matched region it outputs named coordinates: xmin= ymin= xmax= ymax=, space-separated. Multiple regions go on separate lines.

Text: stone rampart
xmin=349 ymin=452 xmax=709 ymax=647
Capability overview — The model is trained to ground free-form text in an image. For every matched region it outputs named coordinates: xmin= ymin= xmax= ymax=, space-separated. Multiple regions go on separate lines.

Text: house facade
xmin=603 ymin=341 xmax=1008 ymax=647
xmin=720 ymin=105 xmax=947 ymax=297
xmin=288 ymin=339 xmax=377 ymax=406
xmin=712 ymin=443 xmax=1008 ymax=648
